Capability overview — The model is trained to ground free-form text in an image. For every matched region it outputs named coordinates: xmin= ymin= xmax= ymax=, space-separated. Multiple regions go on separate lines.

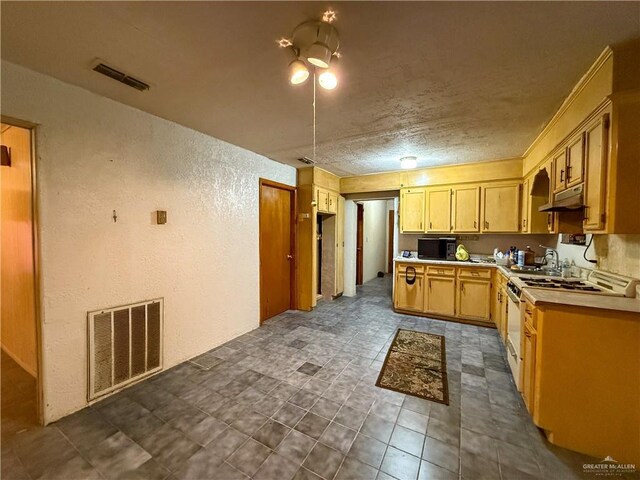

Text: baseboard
xmin=1 ymin=343 xmax=37 ymax=378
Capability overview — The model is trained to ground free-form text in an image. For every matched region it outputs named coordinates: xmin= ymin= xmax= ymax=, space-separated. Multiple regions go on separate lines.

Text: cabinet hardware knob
xmin=429 ymin=222 xmax=432 ymax=229
xmin=525 ymin=309 xmax=532 ymax=315
xmin=566 ymin=165 xmax=572 ymax=181
xmin=560 ymin=169 xmax=565 ymax=183
xmin=525 ymin=331 xmax=532 ymax=338
xmin=474 ymin=221 xmax=477 ymax=229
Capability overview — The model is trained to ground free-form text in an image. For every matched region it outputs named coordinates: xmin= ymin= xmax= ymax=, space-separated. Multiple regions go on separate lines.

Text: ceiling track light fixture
xmin=278 ymin=10 xmax=341 ymax=89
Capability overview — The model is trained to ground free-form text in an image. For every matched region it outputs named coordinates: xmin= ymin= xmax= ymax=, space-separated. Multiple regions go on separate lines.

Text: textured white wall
xmin=1 ymin=61 xmax=296 ymax=423
xmin=363 ymin=200 xmax=388 ymax=283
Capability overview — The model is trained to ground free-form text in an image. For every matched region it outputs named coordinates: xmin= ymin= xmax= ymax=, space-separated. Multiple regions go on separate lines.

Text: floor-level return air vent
xmin=88 ymin=298 xmax=163 ymax=401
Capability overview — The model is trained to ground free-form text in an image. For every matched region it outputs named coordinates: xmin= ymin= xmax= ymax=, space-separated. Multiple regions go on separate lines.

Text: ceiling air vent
xmin=93 ymin=63 xmax=150 ymax=91
xmin=298 ymin=156 xmax=316 ymax=165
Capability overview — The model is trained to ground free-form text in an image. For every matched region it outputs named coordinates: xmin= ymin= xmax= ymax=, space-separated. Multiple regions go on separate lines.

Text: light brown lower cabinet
xmin=425 ymin=276 xmax=456 ymax=316
xmin=457 ymin=278 xmax=491 ymax=322
xmin=395 ymin=271 xmax=425 ymax=312
xmin=394 ymin=262 xmax=496 ymax=326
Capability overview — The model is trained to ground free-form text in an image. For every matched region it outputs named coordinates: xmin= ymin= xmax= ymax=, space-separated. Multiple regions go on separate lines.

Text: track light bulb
xmin=289 ymin=59 xmax=309 ymax=85
xmin=318 ymin=69 xmax=338 ymax=90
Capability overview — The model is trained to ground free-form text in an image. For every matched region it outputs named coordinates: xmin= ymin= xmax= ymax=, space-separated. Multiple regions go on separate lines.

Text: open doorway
xmin=1 ymin=120 xmax=41 ymax=432
xmin=352 ymin=198 xmax=398 ymax=288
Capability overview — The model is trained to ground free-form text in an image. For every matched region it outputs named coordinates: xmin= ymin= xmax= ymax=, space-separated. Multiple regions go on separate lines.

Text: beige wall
xmin=1 ymin=124 xmax=37 ymax=376
xmin=594 ymin=235 xmax=640 ymax=279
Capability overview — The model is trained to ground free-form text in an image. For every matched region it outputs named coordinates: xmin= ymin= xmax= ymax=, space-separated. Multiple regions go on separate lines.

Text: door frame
xmin=258 ymin=178 xmax=297 ymax=323
xmin=356 ymin=203 xmax=364 ymax=285
xmin=387 ymin=210 xmax=394 ymax=273
xmin=1 ymin=115 xmax=44 ymax=426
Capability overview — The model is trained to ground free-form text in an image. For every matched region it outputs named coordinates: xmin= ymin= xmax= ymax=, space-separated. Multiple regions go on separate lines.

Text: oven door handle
xmin=506 ymin=338 xmax=518 ymax=360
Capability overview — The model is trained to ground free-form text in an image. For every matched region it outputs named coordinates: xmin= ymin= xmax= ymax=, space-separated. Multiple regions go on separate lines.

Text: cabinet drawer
xmin=426 ymin=265 xmax=455 ymax=277
xmin=458 ymin=268 xmax=491 ymax=279
xmin=396 ymin=264 xmax=425 ymax=275
xmin=523 ymin=299 xmax=537 ymax=329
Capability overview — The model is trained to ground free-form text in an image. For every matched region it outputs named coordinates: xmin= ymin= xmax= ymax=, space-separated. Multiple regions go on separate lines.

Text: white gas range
xmin=504 ymin=270 xmax=637 ymax=388
xmin=509 ymin=269 xmax=638 ymax=297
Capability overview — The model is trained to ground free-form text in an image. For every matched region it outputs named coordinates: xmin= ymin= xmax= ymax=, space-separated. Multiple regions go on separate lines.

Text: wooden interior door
xmin=260 ymin=180 xmax=296 ymax=322
xmin=356 ymin=203 xmax=364 ymax=285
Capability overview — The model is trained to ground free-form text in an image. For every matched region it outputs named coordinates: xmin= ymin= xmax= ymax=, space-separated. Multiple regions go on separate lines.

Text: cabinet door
xmin=583 ymin=114 xmax=609 ymax=231
xmin=395 ymin=273 xmax=424 ymax=311
xmin=521 ymin=178 xmax=530 ymax=232
xmin=521 ymin=321 xmax=537 ymax=413
xmin=457 ymin=279 xmax=491 ymax=322
xmin=317 ymin=189 xmax=329 ymax=213
xmin=452 ymin=186 xmax=480 ymax=232
xmin=481 ymin=184 xmax=520 ymax=232
xmin=552 ymin=150 xmax=567 ymax=194
xmin=328 ymin=192 xmax=338 ymax=214
xmin=566 ymin=133 xmax=584 ymax=188
xmin=400 ymin=188 xmax=425 ymax=233
xmin=426 ymin=188 xmax=452 ymax=232
xmin=492 ymin=279 xmax=502 ymax=329
xmin=335 ymin=196 xmax=345 ymax=294
xmin=425 ymin=277 xmax=455 ymax=316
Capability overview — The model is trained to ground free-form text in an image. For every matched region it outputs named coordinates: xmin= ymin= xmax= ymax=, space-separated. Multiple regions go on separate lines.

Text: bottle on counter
xmin=517 ymin=250 xmax=525 ymax=267
xmin=561 ymin=259 xmax=572 ymax=278
xmin=524 ymin=246 xmax=535 ymax=266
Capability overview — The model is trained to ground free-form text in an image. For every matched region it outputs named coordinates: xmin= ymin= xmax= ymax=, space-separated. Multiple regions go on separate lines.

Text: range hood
xmin=539 ymin=184 xmax=585 ymax=212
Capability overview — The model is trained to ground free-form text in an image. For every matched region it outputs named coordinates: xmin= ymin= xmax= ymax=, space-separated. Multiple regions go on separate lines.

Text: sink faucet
xmin=539 ymin=245 xmax=559 ymax=269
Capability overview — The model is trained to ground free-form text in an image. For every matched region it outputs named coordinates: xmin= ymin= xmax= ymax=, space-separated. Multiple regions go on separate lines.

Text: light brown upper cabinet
xmin=452 ymin=186 xmax=480 ymax=232
xmin=566 ymin=133 xmax=585 ymax=188
xmin=552 ymin=150 xmax=567 ymax=194
xmin=317 ymin=188 xmax=330 ymax=213
xmin=481 ymin=183 xmax=521 ymax=233
xmin=328 ymin=192 xmax=338 ymax=214
xmin=400 ymin=188 xmax=425 ymax=233
xmin=583 ymin=114 xmax=609 ymax=231
xmin=426 ymin=187 xmax=452 ymax=232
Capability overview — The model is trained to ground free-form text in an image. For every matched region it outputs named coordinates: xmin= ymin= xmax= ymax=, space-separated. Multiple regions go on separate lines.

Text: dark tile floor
xmin=2 ymin=277 xmax=598 ymax=480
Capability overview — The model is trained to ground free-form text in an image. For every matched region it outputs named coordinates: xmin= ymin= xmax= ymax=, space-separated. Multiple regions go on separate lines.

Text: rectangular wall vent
xmin=88 ymin=298 xmax=163 ymax=401
xmin=93 ymin=63 xmax=150 ymax=91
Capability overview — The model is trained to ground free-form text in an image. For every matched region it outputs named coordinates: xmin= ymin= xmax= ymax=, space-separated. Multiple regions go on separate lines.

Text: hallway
xmin=1 ymin=278 xmax=593 ymax=479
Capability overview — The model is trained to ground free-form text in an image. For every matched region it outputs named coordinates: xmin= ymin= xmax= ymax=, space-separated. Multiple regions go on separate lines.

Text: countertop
xmin=393 ymin=256 xmax=640 ymax=314
xmin=522 ymin=288 xmax=640 ymax=314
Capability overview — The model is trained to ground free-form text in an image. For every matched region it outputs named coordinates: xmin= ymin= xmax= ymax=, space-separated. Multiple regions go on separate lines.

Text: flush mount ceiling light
xmin=400 ymin=156 xmax=418 ymax=169
xmin=278 ymin=10 xmax=341 ymax=89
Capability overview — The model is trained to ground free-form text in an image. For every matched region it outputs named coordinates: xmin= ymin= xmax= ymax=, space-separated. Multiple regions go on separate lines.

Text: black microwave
xmin=418 ymin=238 xmax=457 ymax=260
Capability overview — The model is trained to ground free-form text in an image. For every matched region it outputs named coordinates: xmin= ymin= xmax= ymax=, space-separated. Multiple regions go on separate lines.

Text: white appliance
xmin=505 ymin=281 xmax=522 ymax=388
xmin=510 ymin=270 xmax=638 ymax=297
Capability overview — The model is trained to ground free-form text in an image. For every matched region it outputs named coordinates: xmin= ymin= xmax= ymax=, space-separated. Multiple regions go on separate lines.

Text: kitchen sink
xmin=508 ymin=266 xmax=562 ymax=277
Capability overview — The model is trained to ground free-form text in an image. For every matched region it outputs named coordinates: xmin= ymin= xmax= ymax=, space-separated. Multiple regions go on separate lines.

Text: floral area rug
xmin=375 ymin=329 xmax=449 ymax=405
